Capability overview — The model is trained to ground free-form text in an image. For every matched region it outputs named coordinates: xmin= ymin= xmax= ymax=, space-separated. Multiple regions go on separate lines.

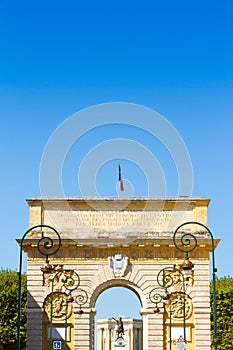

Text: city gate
xmin=21 ymin=197 xmax=217 ymax=350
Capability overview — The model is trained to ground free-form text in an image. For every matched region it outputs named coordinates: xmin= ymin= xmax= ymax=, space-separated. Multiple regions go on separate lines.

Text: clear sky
xmin=0 ymin=0 xmax=233 ymax=332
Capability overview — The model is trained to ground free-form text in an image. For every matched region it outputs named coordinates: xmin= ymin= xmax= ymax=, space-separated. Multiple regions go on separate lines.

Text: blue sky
xmin=0 ymin=0 xmax=233 ymax=328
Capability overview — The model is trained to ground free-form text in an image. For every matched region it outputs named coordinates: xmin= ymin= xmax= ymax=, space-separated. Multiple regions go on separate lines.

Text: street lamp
xmin=156 ymin=265 xmax=193 ymax=347
xmin=47 ymin=268 xmax=88 ymax=350
xmin=17 ymin=224 xmax=61 ymax=350
xmin=173 ymin=221 xmax=218 ymax=350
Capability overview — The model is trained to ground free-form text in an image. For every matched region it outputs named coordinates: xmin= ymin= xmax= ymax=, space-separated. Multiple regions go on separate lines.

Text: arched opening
xmin=94 ymin=286 xmax=142 ymax=350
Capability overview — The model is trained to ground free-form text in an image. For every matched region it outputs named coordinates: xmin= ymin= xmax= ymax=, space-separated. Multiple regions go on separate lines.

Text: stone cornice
xmin=27 ymin=196 xmax=210 ymax=209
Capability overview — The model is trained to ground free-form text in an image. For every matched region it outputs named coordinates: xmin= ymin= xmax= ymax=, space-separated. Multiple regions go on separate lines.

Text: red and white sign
xmin=176 ymin=335 xmax=186 ymax=349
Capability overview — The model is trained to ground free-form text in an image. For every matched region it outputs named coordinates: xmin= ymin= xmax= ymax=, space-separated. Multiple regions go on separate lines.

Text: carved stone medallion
xmin=166 ymin=292 xmax=193 ymax=320
xmin=44 ymin=292 xmax=72 ymax=320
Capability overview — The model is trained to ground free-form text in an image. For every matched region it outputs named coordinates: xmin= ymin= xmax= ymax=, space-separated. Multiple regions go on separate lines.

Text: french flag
xmin=118 ymin=164 xmax=124 ymax=191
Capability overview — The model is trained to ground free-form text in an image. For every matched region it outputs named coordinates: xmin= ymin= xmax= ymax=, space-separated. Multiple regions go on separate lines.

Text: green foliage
xmin=0 ymin=269 xmax=27 ymax=350
xmin=210 ymin=276 xmax=233 ymax=350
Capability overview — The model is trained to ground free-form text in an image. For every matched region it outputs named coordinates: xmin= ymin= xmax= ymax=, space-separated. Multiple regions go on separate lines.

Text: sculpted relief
xmin=44 ymin=267 xmax=76 ymax=292
xmin=44 ymin=292 xmax=73 ymax=320
xmin=109 ymin=254 xmax=128 ymax=277
xmin=165 ymin=292 xmax=193 ymax=321
xmin=163 ymin=269 xmax=194 ymax=291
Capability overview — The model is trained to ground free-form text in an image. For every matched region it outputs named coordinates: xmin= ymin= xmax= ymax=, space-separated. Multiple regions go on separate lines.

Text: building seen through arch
xmin=97 ymin=317 xmax=142 ymax=350
xmin=95 ymin=287 xmax=142 ymax=350
xmin=20 ymin=196 xmax=219 ymax=349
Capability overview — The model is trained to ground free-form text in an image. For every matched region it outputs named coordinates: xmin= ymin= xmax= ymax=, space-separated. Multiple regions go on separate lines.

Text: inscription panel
xmin=44 ymin=209 xmax=194 ymax=232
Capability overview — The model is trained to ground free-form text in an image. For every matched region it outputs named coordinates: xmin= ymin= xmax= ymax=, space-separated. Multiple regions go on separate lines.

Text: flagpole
xmin=118 ymin=163 xmax=124 ymax=191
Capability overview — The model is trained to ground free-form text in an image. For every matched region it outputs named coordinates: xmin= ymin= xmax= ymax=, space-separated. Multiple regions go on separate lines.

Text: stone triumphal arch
xmin=21 ymin=197 xmax=218 ymax=349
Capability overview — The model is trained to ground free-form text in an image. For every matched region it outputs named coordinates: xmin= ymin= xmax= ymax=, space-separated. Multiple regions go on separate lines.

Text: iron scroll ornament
xmin=173 ymin=221 xmax=215 ymax=255
xmin=17 ymin=224 xmax=61 ymax=350
xmin=36 ymin=225 xmax=62 ymax=261
xmin=149 ymin=286 xmax=168 ymax=313
xmin=48 ymin=269 xmax=88 ymax=350
xmin=156 ymin=266 xmax=177 ymax=289
xmin=173 ymin=221 xmax=218 ymax=350
xmin=156 ymin=266 xmax=187 ymax=343
xmin=50 ymin=269 xmax=81 ymax=294
xmin=75 ymin=289 xmax=89 ymax=309
xmin=49 ymin=269 xmax=83 ymax=350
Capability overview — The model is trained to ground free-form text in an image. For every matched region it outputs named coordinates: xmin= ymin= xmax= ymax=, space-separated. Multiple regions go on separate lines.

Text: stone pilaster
xmin=73 ymin=307 xmax=95 ymax=350
xmin=26 ymin=308 xmax=43 ymax=350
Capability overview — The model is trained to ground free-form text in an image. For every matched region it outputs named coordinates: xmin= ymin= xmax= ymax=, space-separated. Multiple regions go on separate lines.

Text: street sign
xmin=53 ymin=341 xmax=62 ymax=349
xmin=176 ymin=335 xmax=186 ymax=349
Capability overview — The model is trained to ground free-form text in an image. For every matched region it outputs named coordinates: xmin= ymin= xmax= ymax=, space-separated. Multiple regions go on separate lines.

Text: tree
xmin=0 ymin=269 xmax=27 ymax=350
xmin=210 ymin=276 xmax=233 ymax=350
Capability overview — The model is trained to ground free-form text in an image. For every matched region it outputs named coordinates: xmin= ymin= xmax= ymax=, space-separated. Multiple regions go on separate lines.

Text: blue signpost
xmin=53 ymin=340 xmax=62 ymax=349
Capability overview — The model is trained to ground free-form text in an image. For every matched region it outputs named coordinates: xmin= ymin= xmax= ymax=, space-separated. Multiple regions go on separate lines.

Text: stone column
xmin=128 ymin=326 xmax=132 ymax=350
xmin=138 ymin=327 xmax=143 ymax=350
xmin=97 ymin=327 xmax=103 ymax=350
